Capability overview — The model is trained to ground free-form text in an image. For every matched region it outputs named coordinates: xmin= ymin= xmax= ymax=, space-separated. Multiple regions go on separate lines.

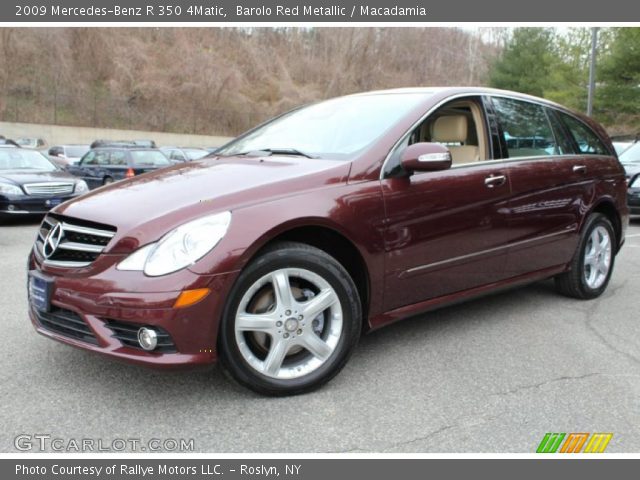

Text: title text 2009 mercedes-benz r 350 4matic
xmin=27 ymin=88 xmax=628 ymax=395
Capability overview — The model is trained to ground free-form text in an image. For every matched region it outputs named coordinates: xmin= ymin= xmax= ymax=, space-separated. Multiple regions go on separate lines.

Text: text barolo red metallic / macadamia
xmin=236 ymin=5 xmax=429 ymax=16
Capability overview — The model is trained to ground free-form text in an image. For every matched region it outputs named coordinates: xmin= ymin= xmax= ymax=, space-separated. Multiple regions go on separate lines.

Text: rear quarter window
xmin=491 ymin=97 xmax=560 ymax=158
xmin=557 ymin=112 xmax=609 ymax=155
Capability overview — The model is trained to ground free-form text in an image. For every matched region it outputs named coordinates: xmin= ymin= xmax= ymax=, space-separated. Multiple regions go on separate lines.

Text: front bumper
xmin=1 ymin=194 xmax=77 ymax=215
xmin=28 ymin=251 xmax=239 ymax=368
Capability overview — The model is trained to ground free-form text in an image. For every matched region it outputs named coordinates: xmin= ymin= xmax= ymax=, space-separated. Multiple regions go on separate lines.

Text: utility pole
xmin=587 ymin=27 xmax=599 ymax=117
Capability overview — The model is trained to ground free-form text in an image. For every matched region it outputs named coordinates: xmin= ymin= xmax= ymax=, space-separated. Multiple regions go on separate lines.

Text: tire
xmin=555 ymin=213 xmax=616 ymax=299
xmin=218 ymin=241 xmax=362 ymax=396
xmin=103 ymin=177 xmax=114 ymax=185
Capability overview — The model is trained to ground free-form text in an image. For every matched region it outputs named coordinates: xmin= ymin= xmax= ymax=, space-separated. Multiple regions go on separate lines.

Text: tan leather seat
xmin=432 ymin=115 xmax=479 ymax=164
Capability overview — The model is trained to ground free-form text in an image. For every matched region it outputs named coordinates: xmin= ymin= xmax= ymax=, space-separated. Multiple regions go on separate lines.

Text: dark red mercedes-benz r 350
xmin=28 ymin=88 xmax=628 ymax=395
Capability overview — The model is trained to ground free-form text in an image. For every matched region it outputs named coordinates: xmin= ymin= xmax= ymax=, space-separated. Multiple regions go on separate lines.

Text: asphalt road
xmin=1 ymin=216 xmax=640 ymax=453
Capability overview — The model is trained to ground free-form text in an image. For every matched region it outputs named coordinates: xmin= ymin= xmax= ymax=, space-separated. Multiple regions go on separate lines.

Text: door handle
xmin=484 ymin=174 xmax=507 ymax=188
xmin=573 ymin=165 xmax=587 ymax=174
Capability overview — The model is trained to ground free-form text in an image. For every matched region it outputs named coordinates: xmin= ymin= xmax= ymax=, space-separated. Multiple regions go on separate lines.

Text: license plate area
xmin=28 ymin=271 xmax=53 ymax=312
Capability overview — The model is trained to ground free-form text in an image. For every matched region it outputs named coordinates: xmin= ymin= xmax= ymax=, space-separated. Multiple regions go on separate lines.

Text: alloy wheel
xmin=234 ymin=267 xmax=343 ymax=380
xmin=583 ymin=225 xmax=612 ymax=289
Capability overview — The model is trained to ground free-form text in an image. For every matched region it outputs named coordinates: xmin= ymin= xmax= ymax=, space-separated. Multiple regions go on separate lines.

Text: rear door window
xmin=491 ymin=97 xmax=559 ymax=158
xmin=92 ymin=151 xmax=110 ymax=165
xmin=109 ymin=151 xmax=128 ymax=166
xmin=557 ymin=112 xmax=609 ymax=155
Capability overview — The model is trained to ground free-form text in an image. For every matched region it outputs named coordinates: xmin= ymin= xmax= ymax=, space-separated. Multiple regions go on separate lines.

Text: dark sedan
xmin=66 ymin=148 xmax=171 ymax=189
xmin=0 ymin=147 xmax=89 ymax=221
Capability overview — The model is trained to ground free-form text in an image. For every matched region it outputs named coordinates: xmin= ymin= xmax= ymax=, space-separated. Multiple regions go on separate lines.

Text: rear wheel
xmin=555 ymin=213 xmax=616 ymax=299
xmin=219 ymin=242 xmax=361 ymax=396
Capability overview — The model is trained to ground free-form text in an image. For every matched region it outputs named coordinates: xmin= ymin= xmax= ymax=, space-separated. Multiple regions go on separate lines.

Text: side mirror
xmin=400 ymin=143 xmax=452 ymax=174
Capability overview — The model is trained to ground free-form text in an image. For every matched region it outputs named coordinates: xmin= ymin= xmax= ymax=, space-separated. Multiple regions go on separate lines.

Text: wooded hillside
xmin=2 ymin=27 xmax=637 ymax=136
xmin=0 ymin=28 xmax=500 ymax=135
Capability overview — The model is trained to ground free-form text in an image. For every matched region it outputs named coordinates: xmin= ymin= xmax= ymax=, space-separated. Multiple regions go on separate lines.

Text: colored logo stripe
xmin=537 ymin=433 xmax=613 ymax=453
xmin=537 ymin=433 xmax=565 ymax=453
xmin=560 ymin=433 xmax=589 ymax=453
xmin=584 ymin=433 xmax=613 ymax=453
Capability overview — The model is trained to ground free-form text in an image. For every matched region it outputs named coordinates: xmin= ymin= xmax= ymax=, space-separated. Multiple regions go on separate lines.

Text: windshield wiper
xmin=236 ymin=148 xmax=319 ymax=159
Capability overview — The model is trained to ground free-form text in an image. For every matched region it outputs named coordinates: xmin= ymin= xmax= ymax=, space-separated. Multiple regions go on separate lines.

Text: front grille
xmin=35 ymin=215 xmax=116 ymax=268
xmin=23 ymin=182 xmax=75 ymax=196
xmin=104 ymin=320 xmax=177 ymax=353
xmin=35 ymin=307 xmax=98 ymax=345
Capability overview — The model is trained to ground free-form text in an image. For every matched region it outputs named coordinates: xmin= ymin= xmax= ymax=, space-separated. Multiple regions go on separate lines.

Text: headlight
xmin=74 ymin=180 xmax=89 ymax=194
xmin=117 ymin=211 xmax=232 ymax=276
xmin=0 ymin=182 xmax=23 ymax=196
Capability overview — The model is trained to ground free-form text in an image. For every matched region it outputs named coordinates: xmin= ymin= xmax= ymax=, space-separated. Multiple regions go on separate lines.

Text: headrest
xmin=432 ymin=115 xmax=468 ymax=143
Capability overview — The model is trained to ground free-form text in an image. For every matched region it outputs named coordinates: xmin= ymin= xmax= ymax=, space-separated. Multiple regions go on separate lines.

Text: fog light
xmin=7 ymin=204 xmax=15 ymax=211
xmin=137 ymin=327 xmax=158 ymax=351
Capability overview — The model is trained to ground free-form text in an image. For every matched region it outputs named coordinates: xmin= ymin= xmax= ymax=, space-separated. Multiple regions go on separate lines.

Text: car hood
xmin=54 ymin=155 xmax=351 ymax=252
xmin=0 ymin=169 xmax=77 ymax=185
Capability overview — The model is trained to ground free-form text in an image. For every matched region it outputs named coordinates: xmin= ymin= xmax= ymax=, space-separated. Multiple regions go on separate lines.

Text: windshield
xmin=0 ymin=149 xmax=56 ymax=171
xmin=620 ymin=142 xmax=640 ymax=163
xmin=217 ymin=93 xmax=432 ymax=159
xmin=66 ymin=146 xmax=90 ymax=158
xmin=130 ymin=150 xmax=170 ymax=166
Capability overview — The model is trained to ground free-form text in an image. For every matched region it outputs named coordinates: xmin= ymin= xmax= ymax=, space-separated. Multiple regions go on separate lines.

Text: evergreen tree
xmin=489 ymin=28 xmax=557 ymax=97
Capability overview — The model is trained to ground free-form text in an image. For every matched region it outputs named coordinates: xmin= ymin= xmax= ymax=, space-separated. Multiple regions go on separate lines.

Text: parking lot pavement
xmin=1 ymin=217 xmax=640 ymax=453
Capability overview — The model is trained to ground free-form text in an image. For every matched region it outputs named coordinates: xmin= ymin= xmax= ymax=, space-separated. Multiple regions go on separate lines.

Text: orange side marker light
xmin=174 ymin=288 xmax=210 ymax=308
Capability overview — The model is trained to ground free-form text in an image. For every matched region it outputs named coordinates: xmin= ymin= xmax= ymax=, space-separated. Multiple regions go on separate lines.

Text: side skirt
xmin=367 ymin=264 xmax=567 ymax=332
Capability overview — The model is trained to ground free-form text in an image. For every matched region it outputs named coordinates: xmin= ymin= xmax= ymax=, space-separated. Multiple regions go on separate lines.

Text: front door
xmin=381 ymin=97 xmax=513 ymax=311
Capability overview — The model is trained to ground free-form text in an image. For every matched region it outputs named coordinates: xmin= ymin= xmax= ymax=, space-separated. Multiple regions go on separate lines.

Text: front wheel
xmin=555 ymin=213 xmax=616 ymax=299
xmin=218 ymin=242 xmax=361 ymax=396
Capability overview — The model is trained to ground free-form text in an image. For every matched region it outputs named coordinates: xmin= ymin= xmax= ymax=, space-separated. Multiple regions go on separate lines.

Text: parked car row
xmin=0 ymin=137 xmax=218 ymax=221
xmin=2 ymin=114 xmax=636 ymax=231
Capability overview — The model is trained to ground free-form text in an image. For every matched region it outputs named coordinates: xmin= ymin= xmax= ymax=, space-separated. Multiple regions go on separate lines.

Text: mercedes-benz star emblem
xmin=43 ymin=223 xmax=64 ymax=259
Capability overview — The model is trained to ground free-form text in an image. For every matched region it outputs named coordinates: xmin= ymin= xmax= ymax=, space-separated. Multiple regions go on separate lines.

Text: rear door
xmin=69 ymin=150 xmax=110 ymax=189
xmin=381 ymin=96 xmax=513 ymax=311
xmin=490 ymin=96 xmax=596 ymax=277
xmin=107 ymin=150 xmax=129 ymax=181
